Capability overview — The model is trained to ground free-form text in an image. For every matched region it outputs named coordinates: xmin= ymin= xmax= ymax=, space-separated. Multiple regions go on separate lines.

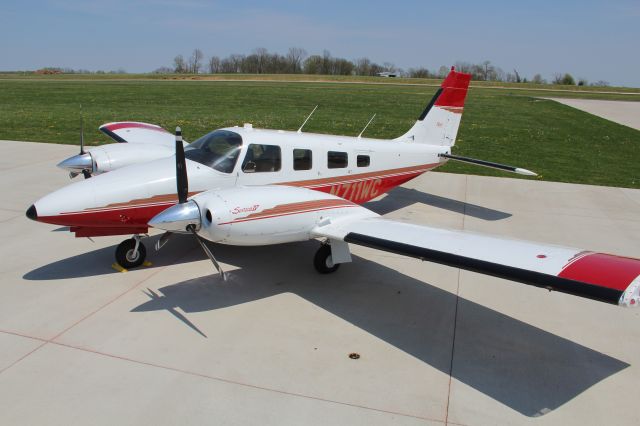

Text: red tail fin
xmin=434 ymin=67 xmax=472 ymax=108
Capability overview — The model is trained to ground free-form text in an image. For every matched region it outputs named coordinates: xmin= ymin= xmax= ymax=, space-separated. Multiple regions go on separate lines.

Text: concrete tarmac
xmin=0 ymin=140 xmax=639 ymax=425
xmin=545 ymin=98 xmax=640 ymax=131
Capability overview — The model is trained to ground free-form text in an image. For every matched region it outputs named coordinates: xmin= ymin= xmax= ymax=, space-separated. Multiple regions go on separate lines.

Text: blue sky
xmin=1 ymin=0 xmax=639 ymax=86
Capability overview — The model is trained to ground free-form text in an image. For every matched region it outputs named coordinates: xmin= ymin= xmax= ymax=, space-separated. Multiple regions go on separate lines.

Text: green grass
xmin=3 ymin=72 xmax=640 ymax=94
xmin=0 ymin=78 xmax=638 ymax=188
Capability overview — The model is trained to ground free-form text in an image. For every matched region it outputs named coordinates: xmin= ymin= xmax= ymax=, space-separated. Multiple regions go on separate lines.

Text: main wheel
xmin=115 ymin=238 xmax=147 ymax=269
xmin=314 ymin=244 xmax=340 ymax=274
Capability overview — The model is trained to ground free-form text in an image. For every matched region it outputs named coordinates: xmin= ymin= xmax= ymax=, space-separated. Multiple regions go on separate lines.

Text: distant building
xmin=377 ymin=72 xmax=397 ymax=78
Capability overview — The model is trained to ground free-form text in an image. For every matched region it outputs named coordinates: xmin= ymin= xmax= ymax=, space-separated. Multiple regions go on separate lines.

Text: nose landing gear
xmin=115 ymin=235 xmax=147 ymax=269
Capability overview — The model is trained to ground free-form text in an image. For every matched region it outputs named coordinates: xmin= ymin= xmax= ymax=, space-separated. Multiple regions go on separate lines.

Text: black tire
xmin=314 ymin=244 xmax=340 ymax=274
xmin=115 ymin=238 xmax=146 ymax=269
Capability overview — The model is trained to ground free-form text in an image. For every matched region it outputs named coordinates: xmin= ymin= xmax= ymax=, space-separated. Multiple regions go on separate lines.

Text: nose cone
xmin=148 ymin=200 xmax=201 ymax=233
xmin=57 ymin=152 xmax=93 ymax=172
xmin=25 ymin=204 xmax=38 ymax=221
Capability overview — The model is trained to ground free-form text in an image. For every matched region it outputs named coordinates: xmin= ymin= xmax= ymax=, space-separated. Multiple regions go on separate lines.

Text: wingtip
xmin=515 ymin=168 xmax=538 ymax=177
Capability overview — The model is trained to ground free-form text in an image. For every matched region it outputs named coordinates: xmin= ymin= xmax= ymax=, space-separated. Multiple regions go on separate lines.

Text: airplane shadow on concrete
xmin=366 ymin=186 xmax=512 ymax=220
xmin=22 ymin=233 xmax=203 ymax=280
xmin=22 ymin=188 xmax=624 ymax=416
xmin=23 ymin=188 xmax=511 ymax=281
xmin=130 ymin=237 xmax=626 ymax=418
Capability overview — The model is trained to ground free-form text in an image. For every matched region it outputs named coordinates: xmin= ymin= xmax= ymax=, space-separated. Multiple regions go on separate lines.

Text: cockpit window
xmin=185 ymin=130 xmax=242 ymax=173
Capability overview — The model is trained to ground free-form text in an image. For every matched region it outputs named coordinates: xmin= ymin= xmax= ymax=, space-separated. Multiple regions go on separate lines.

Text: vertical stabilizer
xmin=396 ymin=68 xmax=472 ymax=146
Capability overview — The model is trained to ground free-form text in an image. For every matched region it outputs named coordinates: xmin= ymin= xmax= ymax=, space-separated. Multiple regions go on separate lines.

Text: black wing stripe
xmin=344 ymin=232 xmax=622 ymax=305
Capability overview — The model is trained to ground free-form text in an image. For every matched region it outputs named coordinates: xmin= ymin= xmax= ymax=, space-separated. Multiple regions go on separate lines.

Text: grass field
xmin=0 ymin=75 xmax=639 ymax=188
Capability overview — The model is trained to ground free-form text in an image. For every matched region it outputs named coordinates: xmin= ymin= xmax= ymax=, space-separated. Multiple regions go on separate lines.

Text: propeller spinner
xmin=57 ymin=105 xmax=93 ymax=179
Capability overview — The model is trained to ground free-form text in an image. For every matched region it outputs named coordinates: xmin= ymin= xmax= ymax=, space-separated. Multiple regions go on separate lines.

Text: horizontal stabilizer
xmin=439 ymin=153 xmax=537 ymax=176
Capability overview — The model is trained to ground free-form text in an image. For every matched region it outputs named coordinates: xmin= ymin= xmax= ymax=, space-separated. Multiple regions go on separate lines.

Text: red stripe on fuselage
xmin=38 ymin=203 xmax=171 ymax=229
xmin=558 ymin=252 xmax=640 ymax=291
xmin=39 ymin=164 xmax=437 ymax=236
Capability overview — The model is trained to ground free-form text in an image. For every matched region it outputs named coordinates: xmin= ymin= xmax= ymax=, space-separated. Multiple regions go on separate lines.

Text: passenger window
xmin=357 ymin=155 xmax=370 ymax=167
xmin=328 ymin=151 xmax=348 ymax=169
xmin=242 ymin=144 xmax=281 ymax=173
xmin=293 ymin=149 xmax=312 ymax=171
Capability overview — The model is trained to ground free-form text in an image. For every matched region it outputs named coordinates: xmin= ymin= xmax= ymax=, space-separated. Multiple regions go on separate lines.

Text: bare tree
xmin=513 ymin=69 xmax=522 ymax=83
xmin=173 ymin=55 xmax=186 ymax=73
xmin=383 ymin=62 xmax=396 ymax=73
xmin=228 ymin=54 xmax=245 ymax=73
xmin=303 ymin=55 xmax=323 ymax=74
xmin=409 ymin=67 xmax=432 ymax=78
xmin=153 ymin=66 xmax=173 ymax=74
xmin=531 ymin=73 xmax=545 ymax=84
xmin=286 ymin=47 xmax=307 ymax=73
xmin=321 ymin=50 xmax=332 ymax=74
xmin=481 ymin=61 xmax=493 ymax=81
xmin=253 ymin=47 xmax=269 ymax=73
xmin=208 ymin=56 xmax=221 ymax=73
xmin=354 ymin=57 xmax=371 ymax=76
xmin=188 ymin=49 xmax=204 ymax=73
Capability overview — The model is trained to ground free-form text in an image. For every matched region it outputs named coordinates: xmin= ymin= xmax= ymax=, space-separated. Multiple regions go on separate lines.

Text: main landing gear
xmin=115 ymin=235 xmax=147 ymax=269
xmin=314 ymin=243 xmax=340 ymax=274
xmin=314 ymin=240 xmax=352 ymax=274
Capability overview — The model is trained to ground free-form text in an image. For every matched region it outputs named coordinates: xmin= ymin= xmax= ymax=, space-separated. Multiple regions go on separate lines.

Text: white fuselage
xmin=32 ymin=126 xmax=450 ymax=236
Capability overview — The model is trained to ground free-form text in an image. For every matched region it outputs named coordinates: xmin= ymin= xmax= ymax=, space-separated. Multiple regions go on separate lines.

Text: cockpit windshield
xmin=185 ymin=130 xmax=242 ymax=173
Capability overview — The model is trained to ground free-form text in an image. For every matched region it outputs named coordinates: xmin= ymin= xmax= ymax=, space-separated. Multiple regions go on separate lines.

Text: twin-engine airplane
xmin=27 ymin=68 xmax=640 ymax=309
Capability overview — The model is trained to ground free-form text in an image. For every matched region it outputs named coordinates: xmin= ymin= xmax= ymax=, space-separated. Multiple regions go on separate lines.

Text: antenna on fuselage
xmin=297 ymin=105 xmax=318 ymax=133
xmin=357 ymin=114 xmax=376 ymax=139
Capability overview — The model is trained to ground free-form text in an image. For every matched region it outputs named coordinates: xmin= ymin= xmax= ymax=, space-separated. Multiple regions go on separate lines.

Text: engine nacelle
xmin=191 ymin=186 xmax=376 ymax=246
xmin=88 ymin=143 xmax=175 ymax=174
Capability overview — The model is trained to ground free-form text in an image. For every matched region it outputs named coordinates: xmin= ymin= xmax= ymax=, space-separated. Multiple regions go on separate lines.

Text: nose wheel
xmin=115 ymin=236 xmax=147 ymax=269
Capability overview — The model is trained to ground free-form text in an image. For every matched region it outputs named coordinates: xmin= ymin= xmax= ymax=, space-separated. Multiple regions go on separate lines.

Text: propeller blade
xmin=82 ymin=169 xmax=92 ymax=179
xmin=189 ymin=225 xmax=225 ymax=280
xmin=155 ymin=231 xmax=173 ymax=251
xmin=175 ymin=127 xmax=188 ymax=204
xmin=80 ymin=104 xmax=85 ymax=155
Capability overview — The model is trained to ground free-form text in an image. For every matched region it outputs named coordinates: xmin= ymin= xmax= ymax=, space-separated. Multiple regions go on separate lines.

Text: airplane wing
xmin=313 ymin=216 xmax=640 ymax=307
xmin=99 ymin=122 xmax=178 ymax=146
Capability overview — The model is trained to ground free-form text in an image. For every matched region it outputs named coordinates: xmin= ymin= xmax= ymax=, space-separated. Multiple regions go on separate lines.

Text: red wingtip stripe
xmin=558 ymin=252 xmax=640 ymax=291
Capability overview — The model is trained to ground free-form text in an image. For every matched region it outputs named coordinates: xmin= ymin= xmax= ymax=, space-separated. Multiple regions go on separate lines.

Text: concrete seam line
xmin=50 ymin=339 xmax=451 ymax=424
xmin=0 ymin=247 xmax=201 ymax=375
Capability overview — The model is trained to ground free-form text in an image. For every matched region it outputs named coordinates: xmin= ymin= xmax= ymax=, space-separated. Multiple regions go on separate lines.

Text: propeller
xmin=59 ymin=105 xmax=93 ymax=179
xmin=79 ymin=106 xmax=91 ymax=179
xmin=151 ymin=127 xmax=226 ymax=280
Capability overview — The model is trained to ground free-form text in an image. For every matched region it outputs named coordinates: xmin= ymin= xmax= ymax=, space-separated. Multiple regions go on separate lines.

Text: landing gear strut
xmin=115 ymin=235 xmax=147 ymax=269
xmin=314 ymin=243 xmax=340 ymax=274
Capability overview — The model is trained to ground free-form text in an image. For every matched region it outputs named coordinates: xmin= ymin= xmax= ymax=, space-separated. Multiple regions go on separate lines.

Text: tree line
xmin=154 ymin=48 xmax=608 ymax=86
